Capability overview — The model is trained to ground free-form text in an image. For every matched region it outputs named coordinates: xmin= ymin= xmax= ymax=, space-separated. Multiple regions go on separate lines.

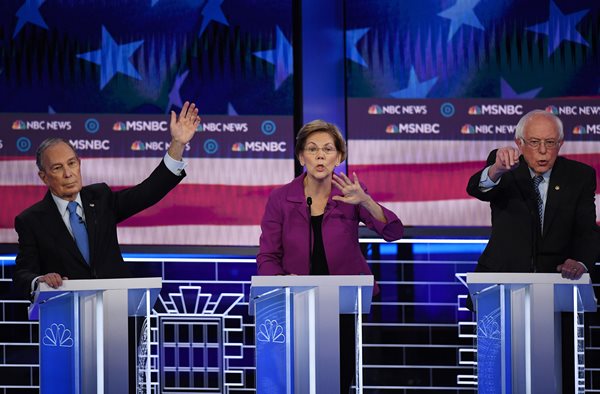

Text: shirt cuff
xmin=576 ymin=261 xmax=588 ymax=272
xmin=164 ymin=152 xmax=187 ymax=176
xmin=479 ymin=166 xmax=500 ymax=191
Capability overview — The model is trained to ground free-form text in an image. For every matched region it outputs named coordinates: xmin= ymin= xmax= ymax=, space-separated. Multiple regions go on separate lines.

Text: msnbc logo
xmin=461 ymin=124 xmax=476 ymax=134
xmin=131 ymin=141 xmax=146 ymax=150
xmin=368 ymin=105 xmax=383 ymax=115
xmin=231 ymin=143 xmax=247 ymax=152
xmin=545 ymin=105 xmax=559 ymax=115
xmin=468 ymin=106 xmax=482 ymax=115
xmin=385 ymin=124 xmax=399 ymax=134
xmin=12 ymin=120 xmax=26 ymax=130
xmin=572 ymin=125 xmax=588 ymax=135
xmin=113 ymin=122 xmax=127 ymax=131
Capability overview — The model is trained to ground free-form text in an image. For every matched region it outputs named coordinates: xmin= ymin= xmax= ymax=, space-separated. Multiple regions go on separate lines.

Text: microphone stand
xmin=307 ymin=197 xmax=312 ymax=274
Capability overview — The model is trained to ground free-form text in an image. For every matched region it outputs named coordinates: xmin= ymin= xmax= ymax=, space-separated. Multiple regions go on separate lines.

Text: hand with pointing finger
xmin=489 ymin=146 xmax=520 ymax=182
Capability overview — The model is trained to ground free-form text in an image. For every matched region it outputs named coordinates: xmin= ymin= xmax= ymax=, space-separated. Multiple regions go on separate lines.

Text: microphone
xmin=307 ymin=197 xmax=312 ymax=273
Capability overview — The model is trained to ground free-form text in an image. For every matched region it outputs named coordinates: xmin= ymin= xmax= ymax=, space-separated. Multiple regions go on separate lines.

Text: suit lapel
xmin=40 ymin=191 xmax=87 ymax=264
xmin=543 ymin=157 xmax=565 ymax=236
xmin=81 ymin=188 xmax=97 ymax=266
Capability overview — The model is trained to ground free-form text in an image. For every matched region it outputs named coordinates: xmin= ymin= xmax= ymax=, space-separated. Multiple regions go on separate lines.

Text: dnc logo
xmin=368 ymin=105 xmax=383 ymax=115
xmin=12 ymin=120 xmax=26 ymax=130
xmin=468 ymin=106 xmax=482 ymax=115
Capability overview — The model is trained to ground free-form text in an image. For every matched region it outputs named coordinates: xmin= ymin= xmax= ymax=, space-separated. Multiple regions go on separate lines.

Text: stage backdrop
xmin=344 ymin=0 xmax=600 ymax=226
xmin=0 ymin=0 xmax=294 ymax=246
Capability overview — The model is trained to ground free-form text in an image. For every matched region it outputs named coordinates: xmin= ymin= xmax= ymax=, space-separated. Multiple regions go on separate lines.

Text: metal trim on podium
xmin=250 ymin=275 xmax=374 ymax=394
xmin=467 ymin=272 xmax=597 ymax=394
xmin=29 ymin=277 xmax=162 ymax=394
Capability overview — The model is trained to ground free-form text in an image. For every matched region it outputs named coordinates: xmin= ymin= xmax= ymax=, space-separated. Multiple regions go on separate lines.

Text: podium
xmin=467 ymin=273 xmax=597 ymax=394
xmin=249 ymin=275 xmax=374 ymax=393
xmin=29 ymin=277 xmax=162 ymax=394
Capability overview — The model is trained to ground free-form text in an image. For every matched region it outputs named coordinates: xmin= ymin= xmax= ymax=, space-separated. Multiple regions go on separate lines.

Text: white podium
xmin=29 ymin=277 xmax=162 ymax=394
xmin=250 ymin=275 xmax=374 ymax=394
xmin=467 ymin=272 xmax=597 ymax=394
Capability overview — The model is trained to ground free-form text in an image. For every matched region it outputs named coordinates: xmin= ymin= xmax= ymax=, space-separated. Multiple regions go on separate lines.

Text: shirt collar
xmin=527 ymin=167 xmax=552 ymax=182
xmin=51 ymin=193 xmax=83 ymax=216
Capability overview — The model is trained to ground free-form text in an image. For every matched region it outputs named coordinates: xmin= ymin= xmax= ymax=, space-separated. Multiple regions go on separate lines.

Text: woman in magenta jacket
xmin=256 ymin=119 xmax=404 ymax=393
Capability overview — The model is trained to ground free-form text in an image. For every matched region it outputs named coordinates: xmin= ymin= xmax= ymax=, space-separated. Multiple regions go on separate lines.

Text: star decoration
xmin=390 ymin=67 xmax=437 ymax=98
xmin=500 ymin=78 xmax=542 ymax=99
xmin=526 ymin=1 xmax=589 ymax=55
xmin=48 ymin=106 xmax=56 ymax=114
xmin=227 ymin=103 xmax=238 ymax=115
xmin=253 ymin=26 xmax=293 ymax=90
xmin=438 ymin=0 xmax=484 ymax=41
xmin=151 ymin=0 xmax=159 ymax=6
xmin=346 ymin=28 xmax=370 ymax=67
xmin=13 ymin=0 xmax=48 ymax=38
xmin=166 ymin=70 xmax=189 ymax=113
xmin=198 ymin=0 xmax=229 ymax=37
xmin=76 ymin=26 xmax=144 ymax=90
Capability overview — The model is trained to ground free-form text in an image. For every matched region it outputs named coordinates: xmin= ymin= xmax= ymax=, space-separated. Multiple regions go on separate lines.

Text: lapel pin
xmin=89 ymin=203 xmax=95 ymax=207
xmin=554 ymin=185 xmax=560 ymax=191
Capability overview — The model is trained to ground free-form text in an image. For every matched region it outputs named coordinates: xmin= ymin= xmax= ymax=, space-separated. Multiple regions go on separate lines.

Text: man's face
xmin=38 ymin=142 xmax=82 ymax=201
xmin=516 ymin=114 xmax=563 ymax=176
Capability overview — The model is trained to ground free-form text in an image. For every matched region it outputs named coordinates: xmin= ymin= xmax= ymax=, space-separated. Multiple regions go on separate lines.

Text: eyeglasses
xmin=304 ymin=145 xmax=337 ymax=156
xmin=521 ymin=138 xmax=559 ymax=149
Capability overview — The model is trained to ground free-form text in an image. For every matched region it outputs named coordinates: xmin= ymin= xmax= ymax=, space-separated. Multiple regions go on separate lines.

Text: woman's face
xmin=299 ymin=131 xmax=341 ymax=182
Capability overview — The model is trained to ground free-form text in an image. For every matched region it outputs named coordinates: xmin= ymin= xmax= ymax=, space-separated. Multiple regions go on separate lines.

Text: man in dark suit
xmin=467 ymin=109 xmax=597 ymax=278
xmin=12 ymin=101 xmax=200 ymax=299
xmin=466 ymin=109 xmax=598 ymax=393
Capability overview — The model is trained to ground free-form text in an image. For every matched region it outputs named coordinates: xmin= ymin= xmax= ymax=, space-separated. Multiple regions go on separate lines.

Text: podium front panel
xmin=254 ymin=288 xmax=294 ymax=393
xmin=39 ymin=293 xmax=79 ymax=394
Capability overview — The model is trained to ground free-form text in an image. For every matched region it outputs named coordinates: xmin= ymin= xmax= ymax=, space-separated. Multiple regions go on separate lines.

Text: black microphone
xmin=307 ymin=197 xmax=312 ymax=273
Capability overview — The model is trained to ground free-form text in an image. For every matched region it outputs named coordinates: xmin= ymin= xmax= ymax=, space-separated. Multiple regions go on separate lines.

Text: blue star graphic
xmin=77 ymin=26 xmax=144 ymax=90
xmin=346 ymin=28 xmax=370 ymax=67
xmin=198 ymin=0 xmax=229 ymax=37
xmin=390 ymin=67 xmax=437 ymax=98
xmin=166 ymin=70 xmax=189 ymax=113
xmin=13 ymin=0 xmax=48 ymax=38
xmin=438 ymin=0 xmax=484 ymax=41
xmin=227 ymin=102 xmax=238 ymax=116
xmin=48 ymin=106 xmax=56 ymax=114
xmin=253 ymin=26 xmax=293 ymax=90
xmin=527 ymin=1 xmax=589 ymax=55
xmin=500 ymin=78 xmax=542 ymax=99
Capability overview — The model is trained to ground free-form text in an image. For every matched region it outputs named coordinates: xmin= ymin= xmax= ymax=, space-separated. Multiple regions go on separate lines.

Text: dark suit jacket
xmin=13 ymin=160 xmax=185 ymax=299
xmin=467 ymin=151 xmax=598 ymax=274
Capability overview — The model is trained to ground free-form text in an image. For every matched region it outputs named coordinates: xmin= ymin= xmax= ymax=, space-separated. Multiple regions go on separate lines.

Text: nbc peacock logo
xmin=385 ymin=124 xmax=399 ymax=134
xmin=461 ymin=124 xmax=476 ymax=134
xmin=112 ymin=122 xmax=127 ymax=131
xmin=572 ymin=125 xmax=588 ymax=135
xmin=231 ymin=143 xmax=247 ymax=152
xmin=468 ymin=106 xmax=482 ymax=115
xmin=131 ymin=141 xmax=145 ymax=151
xmin=12 ymin=120 xmax=26 ymax=130
xmin=545 ymin=105 xmax=559 ymax=115
xmin=368 ymin=105 xmax=383 ymax=115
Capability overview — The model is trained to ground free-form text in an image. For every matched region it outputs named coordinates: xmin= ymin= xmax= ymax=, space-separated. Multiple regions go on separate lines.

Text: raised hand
xmin=168 ymin=101 xmax=201 ymax=160
xmin=489 ymin=146 xmax=520 ymax=182
xmin=332 ymin=172 xmax=369 ymax=205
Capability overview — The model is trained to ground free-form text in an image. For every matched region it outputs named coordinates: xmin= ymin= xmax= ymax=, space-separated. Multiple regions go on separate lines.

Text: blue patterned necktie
xmin=532 ymin=175 xmax=544 ymax=231
xmin=67 ymin=201 xmax=89 ymax=264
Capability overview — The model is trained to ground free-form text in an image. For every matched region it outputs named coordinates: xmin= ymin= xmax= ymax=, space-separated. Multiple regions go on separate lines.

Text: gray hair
xmin=36 ymin=138 xmax=78 ymax=171
xmin=515 ymin=110 xmax=564 ymax=141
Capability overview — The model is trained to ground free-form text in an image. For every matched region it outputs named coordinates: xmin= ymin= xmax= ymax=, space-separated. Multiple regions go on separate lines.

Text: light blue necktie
xmin=67 ymin=201 xmax=90 ymax=264
xmin=532 ymin=175 xmax=544 ymax=231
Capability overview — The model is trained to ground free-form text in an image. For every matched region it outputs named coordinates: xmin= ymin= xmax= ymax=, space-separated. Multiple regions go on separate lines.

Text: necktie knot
xmin=67 ymin=201 xmax=78 ymax=215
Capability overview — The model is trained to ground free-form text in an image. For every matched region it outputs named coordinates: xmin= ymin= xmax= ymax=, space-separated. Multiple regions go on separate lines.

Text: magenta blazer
xmin=257 ymin=173 xmax=404 ymax=291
